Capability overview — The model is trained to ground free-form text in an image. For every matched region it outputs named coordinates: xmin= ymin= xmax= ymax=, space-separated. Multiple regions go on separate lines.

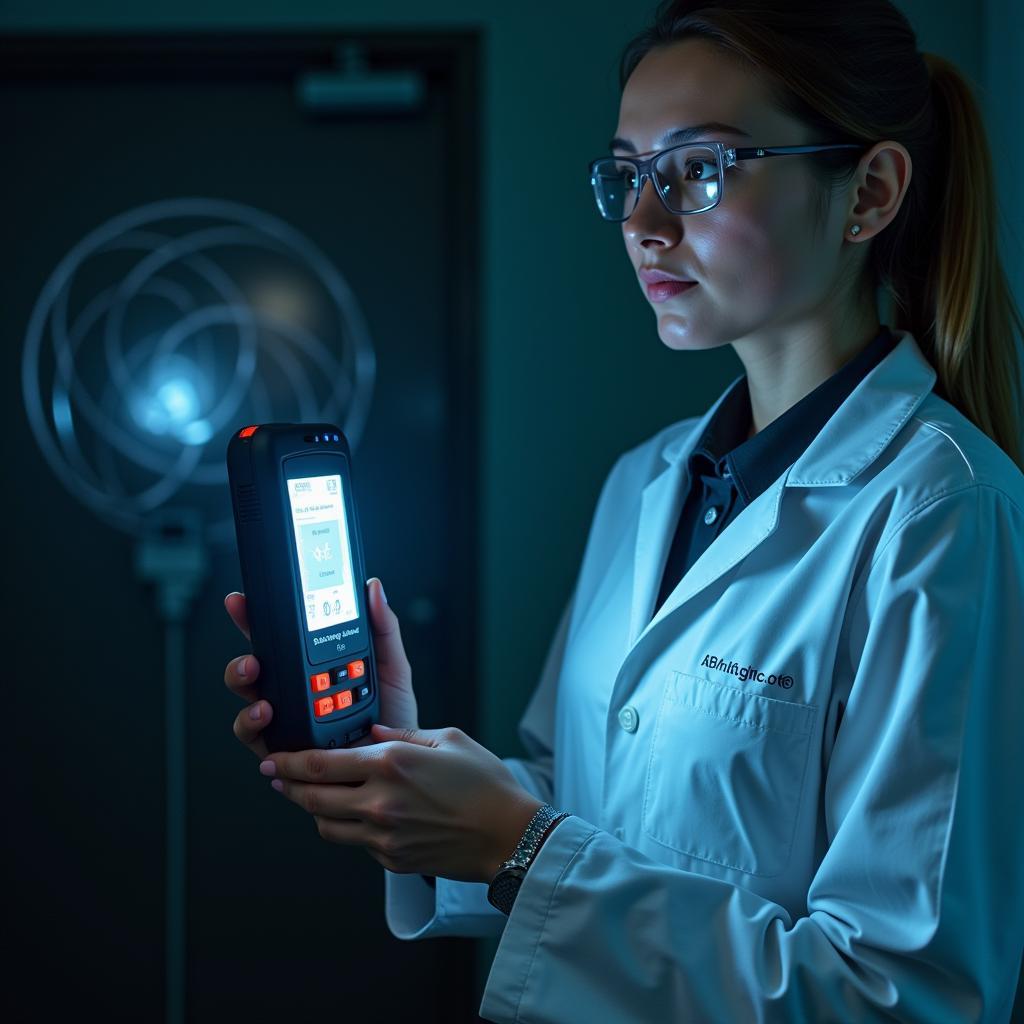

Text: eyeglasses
xmin=588 ymin=141 xmax=865 ymax=221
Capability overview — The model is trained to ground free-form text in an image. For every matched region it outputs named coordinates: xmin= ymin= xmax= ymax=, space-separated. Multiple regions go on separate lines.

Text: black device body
xmin=226 ymin=422 xmax=379 ymax=752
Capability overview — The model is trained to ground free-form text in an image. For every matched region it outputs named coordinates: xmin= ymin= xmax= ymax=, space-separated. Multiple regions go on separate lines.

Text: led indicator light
xmin=333 ymin=434 xmax=339 ymax=441
xmin=239 ymin=425 xmax=259 ymax=438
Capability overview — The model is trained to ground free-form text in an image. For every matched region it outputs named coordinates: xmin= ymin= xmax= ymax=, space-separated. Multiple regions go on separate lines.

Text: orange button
xmin=314 ymin=696 xmax=335 ymax=717
xmin=310 ymin=672 xmax=331 ymax=693
xmin=334 ymin=689 xmax=353 ymax=710
xmin=346 ymin=660 xmax=365 ymax=679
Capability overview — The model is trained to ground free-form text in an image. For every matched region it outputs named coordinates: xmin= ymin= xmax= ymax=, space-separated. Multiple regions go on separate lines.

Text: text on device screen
xmin=287 ymin=473 xmax=358 ymax=632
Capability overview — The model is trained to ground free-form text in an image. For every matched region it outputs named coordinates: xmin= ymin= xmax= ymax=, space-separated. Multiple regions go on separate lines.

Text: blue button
xmin=617 ymin=705 xmax=638 ymax=732
xmin=704 ymin=507 xmax=719 ymax=525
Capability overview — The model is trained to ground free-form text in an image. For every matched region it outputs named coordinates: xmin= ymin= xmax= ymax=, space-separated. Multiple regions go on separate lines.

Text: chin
xmin=656 ymin=319 xmax=713 ymax=352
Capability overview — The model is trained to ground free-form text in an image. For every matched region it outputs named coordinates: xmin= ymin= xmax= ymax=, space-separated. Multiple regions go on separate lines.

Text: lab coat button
xmin=618 ymin=705 xmax=638 ymax=732
xmin=704 ymin=506 xmax=719 ymax=525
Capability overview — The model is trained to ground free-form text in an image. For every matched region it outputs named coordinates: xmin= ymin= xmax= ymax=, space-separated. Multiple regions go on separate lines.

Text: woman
xmin=223 ymin=2 xmax=1024 ymax=1020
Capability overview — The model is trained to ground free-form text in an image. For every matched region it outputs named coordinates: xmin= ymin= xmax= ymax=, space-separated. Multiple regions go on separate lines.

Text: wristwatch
xmin=487 ymin=803 xmax=570 ymax=915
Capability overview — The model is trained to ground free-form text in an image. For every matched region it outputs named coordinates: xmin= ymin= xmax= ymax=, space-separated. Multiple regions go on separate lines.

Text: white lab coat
xmin=383 ymin=329 xmax=1024 ymax=1023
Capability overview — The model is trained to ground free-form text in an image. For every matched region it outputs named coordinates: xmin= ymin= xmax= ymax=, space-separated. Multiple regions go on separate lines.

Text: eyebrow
xmin=608 ymin=122 xmax=752 ymax=153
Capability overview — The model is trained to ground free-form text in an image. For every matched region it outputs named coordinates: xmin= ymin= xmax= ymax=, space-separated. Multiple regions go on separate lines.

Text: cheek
xmin=697 ymin=183 xmax=818 ymax=304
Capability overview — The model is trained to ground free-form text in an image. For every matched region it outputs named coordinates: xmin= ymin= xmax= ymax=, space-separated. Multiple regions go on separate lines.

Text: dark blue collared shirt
xmin=654 ymin=326 xmax=901 ymax=616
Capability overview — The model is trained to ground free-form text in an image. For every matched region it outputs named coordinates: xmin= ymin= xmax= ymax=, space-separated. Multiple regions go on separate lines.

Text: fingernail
xmin=271 ymin=780 xmax=284 ymax=793
xmin=259 ymin=760 xmax=276 ymax=777
xmin=378 ymin=579 xmax=387 ymax=605
xmin=238 ymin=656 xmax=248 ymax=677
xmin=249 ymin=703 xmax=261 ymax=721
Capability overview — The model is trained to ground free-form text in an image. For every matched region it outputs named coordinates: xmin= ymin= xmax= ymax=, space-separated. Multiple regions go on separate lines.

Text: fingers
xmin=224 ymin=651 xmax=261 ymax=699
xmin=232 ymin=699 xmax=271 ymax=761
xmin=225 ymin=648 xmax=269 ymax=758
xmin=366 ymin=578 xmax=412 ymax=679
xmin=224 ymin=592 xmax=251 ymax=642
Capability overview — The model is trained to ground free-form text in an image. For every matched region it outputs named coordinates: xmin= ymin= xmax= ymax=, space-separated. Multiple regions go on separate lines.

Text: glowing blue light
xmin=156 ymin=377 xmax=200 ymax=424
xmin=133 ymin=357 xmax=208 ymax=440
xmin=181 ymin=419 xmax=213 ymax=446
xmin=333 ymin=433 xmax=339 ymax=441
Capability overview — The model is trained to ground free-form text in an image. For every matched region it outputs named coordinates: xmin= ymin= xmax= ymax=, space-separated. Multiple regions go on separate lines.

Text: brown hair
xmin=620 ymin=0 xmax=1024 ymax=472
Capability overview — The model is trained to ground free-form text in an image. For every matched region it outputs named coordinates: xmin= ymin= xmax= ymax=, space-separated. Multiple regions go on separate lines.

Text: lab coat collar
xmin=658 ymin=329 xmax=937 ymax=486
xmin=629 ymin=329 xmax=937 ymax=648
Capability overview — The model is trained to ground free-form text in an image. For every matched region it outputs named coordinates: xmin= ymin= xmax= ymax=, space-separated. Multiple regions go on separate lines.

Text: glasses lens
xmin=655 ymin=145 xmax=721 ymax=214
xmin=590 ymin=145 xmax=722 ymax=220
xmin=590 ymin=159 xmax=637 ymax=220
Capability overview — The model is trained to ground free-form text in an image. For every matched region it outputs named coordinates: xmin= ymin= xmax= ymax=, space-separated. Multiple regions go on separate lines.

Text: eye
xmin=685 ymin=158 xmax=720 ymax=181
xmin=598 ymin=162 xmax=639 ymax=188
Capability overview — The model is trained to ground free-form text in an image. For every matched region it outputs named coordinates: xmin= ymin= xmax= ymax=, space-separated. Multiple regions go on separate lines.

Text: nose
xmin=623 ymin=173 xmax=682 ymax=245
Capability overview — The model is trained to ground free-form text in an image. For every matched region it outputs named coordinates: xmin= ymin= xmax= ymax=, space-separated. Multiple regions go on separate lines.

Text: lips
xmin=638 ymin=267 xmax=695 ymax=284
xmin=645 ymin=280 xmax=698 ymax=303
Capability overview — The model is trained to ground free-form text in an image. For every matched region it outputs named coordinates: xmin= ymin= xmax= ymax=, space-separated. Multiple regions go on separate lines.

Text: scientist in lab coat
xmin=223 ymin=11 xmax=1024 ymax=1024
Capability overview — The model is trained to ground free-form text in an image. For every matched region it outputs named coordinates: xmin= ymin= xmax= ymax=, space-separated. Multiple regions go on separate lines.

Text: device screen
xmin=286 ymin=473 xmax=359 ymax=633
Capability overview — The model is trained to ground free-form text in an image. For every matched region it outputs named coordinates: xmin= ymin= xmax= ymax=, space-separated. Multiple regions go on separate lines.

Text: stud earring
xmin=849 ymin=224 xmax=862 ymax=236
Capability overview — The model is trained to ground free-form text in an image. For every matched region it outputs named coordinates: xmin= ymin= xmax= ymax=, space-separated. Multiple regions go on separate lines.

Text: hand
xmin=223 ymin=577 xmax=420 ymax=761
xmin=259 ymin=723 xmax=544 ymax=884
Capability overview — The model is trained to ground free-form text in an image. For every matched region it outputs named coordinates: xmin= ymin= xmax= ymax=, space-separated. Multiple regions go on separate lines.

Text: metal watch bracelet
xmin=487 ymin=803 xmax=570 ymax=914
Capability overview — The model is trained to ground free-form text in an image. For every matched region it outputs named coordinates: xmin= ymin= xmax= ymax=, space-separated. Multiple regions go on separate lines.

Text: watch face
xmin=488 ymin=866 xmax=527 ymax=914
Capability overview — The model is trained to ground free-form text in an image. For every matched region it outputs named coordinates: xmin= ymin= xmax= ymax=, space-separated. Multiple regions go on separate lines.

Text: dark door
xmin=2 ymin=32 xmax=483 ymax=1023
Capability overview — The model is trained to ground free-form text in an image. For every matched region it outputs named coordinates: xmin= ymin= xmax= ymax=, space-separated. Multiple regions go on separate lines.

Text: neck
xmin=737 ymin=309 xmax=881 ymax=436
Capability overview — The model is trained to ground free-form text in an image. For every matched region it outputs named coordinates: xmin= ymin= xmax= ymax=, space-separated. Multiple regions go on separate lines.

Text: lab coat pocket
xmin=642 ymin=670 xmax=817 ymax=877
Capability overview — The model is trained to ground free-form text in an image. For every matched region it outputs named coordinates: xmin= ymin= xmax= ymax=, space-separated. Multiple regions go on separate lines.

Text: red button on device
xmin=334 ymin=690 xmax=353 ymax=711
xmin=314 ymin=696 xmax=335 ymax=718
xmin=346 ymin=660 xmax=365 ymax=679
xmin=310 ymin=672 xmax=331 ymax=693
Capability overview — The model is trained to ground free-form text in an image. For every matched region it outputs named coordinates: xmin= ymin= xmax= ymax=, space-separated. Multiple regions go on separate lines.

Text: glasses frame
xmin=588 ymin=140 xmax=866 ymax=221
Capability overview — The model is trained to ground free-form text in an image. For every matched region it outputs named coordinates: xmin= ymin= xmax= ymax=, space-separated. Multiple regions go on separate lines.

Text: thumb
xmin=371 ymin=722 xmax=443 ymax=747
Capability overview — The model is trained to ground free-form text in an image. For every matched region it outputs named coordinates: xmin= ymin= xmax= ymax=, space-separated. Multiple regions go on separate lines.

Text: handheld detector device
xmin=226 ymin=423 xmax=379 ymax=752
